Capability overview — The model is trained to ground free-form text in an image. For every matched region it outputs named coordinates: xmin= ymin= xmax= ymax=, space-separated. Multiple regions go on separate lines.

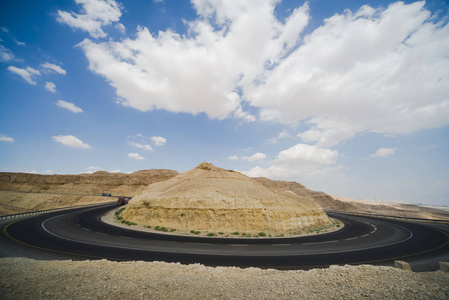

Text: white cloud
xmin=276 ymin=144 xmax=338 ymax=166
xmin=242 ymin=152 xmax=267 ymax=162
xmin=12 ymin=37 xmax=25 ymax=46
xmin=110 ymin=169 xmax=121 ymax=173
xmin=370 ymin=147 xmax=398 ymax=158
xmin=77 ymin=1 xmax=309 ymax=120
xmin=243 ymin=143 xmax=338 ymax=180
xmin=0 ymin=45 xmax=15 ymax=62
xmin=151 ymin=136 xmax=166 ymax=146
xmin=44 ymin=169 xmax=55 ymax=174
xmin=41 ymin=62 xmax=67 ymax=75
xmin=0 ymin=134 xmax=14 ymax=142
xmin=128 ymin=152 xmax=145 ymax=160
xmin=45 ymin=82 xmax=57 ymax=93
xmin=86 ymin=166 xmax=103 ymax=173
xmin=7 ymin=66 xmax=40 ymax=85
xmin=57 ymin=0 xmax=123 ymax=39
xmin=56 ymin=100 xmax=83 ymax=113
xmin=268 ymin=130 xmax=292 ymax=144
xmin=246 ymin=1 xmax=449 ymax=146
xmin=52 ymin=135 xmax=92 ymax=149
xmin=115 ymin=23 xmax=125 ymax=33
xmin=228 ymin=155 xmax=239 ymax=161
xmin=128 ymin=141 xmax=154 ymax=151
xmin=75 ymin=1 xmax=449 ymax=144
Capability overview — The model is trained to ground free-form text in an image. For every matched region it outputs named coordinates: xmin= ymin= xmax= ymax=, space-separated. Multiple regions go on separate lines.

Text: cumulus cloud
xmin=228 ymin=155 xmax=239 ymax=161
xmin=128 ymin=141 xmax=154 ymax=151
xmin=7 ymin=66 xmax=40 ymax=85
xmin=52 ymin=135 xmax=91 ymax=149
xmin=370 ymin=147 xmax=397 ymax=158
xmin=128 ymin=152 xmax=145 ymax=160
xmin=246 ymin=1 xmax=449 ymax=146
xmin=41 ymin=62 xmax=67 ymax=75
xmin=45 ymin=82 xmax=57 ymax=93
xmin=57 ymin=0 xmax=123 ymax=39
xmin=56 ymin=100 xmax=83 ymax=113
xmin=242 ymin=152 xmax=267 ymax=162
xmin=244 ymin=144 xmax=338 ymax=179
xmin=151 ymin=136 xmax=167 ymax=146
xmin=74 ymin=1 xmax=449 ymax=145
xmin=77 ymin=1 xmax=309 ymax=120
xmin=0 ymin=134 xmax=14 ymax=142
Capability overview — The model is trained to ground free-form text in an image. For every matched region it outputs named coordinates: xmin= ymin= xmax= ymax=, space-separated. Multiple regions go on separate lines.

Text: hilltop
xmin=122 ymin=162 xmax=332 ymax=235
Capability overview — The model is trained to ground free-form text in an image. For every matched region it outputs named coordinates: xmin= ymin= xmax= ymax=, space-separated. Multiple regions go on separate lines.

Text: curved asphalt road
xmin=2 ymin=203 xmax=449 ymax=270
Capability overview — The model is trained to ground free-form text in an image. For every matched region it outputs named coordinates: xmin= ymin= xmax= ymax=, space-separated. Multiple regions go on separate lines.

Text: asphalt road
xmin=2 ymin=203 xmax=448 ymax=270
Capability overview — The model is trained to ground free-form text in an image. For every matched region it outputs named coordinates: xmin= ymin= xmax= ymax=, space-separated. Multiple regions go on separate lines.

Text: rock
xmin=394 ymin=261 xmax=412 ymax=271
xmin=122 ymin=162 xmax=331 ymax=234
xmin=439 ymin=262 xmax=449 ymax=272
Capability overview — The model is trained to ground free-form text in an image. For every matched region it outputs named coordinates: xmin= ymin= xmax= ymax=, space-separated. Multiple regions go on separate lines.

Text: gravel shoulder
xmin=1 ymin=257 xmax=448 ymax=299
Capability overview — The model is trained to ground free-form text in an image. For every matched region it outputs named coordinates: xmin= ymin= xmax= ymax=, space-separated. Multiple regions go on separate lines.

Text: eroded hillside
xmin=0 ymin=169 xmax=178 ymax=215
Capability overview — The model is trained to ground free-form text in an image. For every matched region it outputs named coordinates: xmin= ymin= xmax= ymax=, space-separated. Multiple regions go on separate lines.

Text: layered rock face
xmin=0 ymin=169 xmax=179 ymax=215
xmin=122 ymin=162 xmax=332 ymax=234
xmin=0 ymin=169 xmax=179 ymax=196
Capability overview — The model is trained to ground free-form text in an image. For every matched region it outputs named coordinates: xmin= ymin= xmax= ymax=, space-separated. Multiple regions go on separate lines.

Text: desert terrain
xmin=0 ymin=169 xmax=178 ymax=215
xmin=1 ymin=166 xmax=449 ymax=299
xmin=2 ymin=167 xmax=448 ymax=220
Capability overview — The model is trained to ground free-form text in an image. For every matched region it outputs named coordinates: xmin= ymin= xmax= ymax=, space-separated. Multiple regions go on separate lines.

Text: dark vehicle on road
xmin=117 ymin=197 xmax=131 ymax=205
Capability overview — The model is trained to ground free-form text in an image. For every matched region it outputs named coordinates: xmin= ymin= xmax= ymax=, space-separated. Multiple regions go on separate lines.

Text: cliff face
xmin=122 ymin=162 xmax=332 ymax=234
xmin=0 ymin=169 xmax=179 ymax=197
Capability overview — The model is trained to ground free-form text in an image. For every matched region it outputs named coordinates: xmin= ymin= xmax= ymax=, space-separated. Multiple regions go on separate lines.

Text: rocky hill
xmin=0 ymin=169 xmax=179 ymax=196
xmin=122 ymin=162 xmax=332 ymax=234
xmin=0 ymin=169 xmax=178 ymax=215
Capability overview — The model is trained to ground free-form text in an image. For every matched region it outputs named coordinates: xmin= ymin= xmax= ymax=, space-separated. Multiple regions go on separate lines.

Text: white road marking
xmin=82 ymin=227 xmax=90 ymax=232
xmin=95 ymin=232 xmax=108 ymax=236
xmin=361 ymin=234 xmax=370 ymax=238
xmin=230 ymin=244 xmax=249 ymax=247
xmin=345 ymin=237 xmax=359 ymax=241
xmin=320 ymin=240 xmax=338 ymax=244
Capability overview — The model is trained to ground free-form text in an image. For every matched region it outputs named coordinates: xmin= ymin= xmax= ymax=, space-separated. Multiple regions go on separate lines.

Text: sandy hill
xmin=122 ymin=162 xmax=332 ymax=234
xmin=0 ymin=169 xmax=178 ymax=215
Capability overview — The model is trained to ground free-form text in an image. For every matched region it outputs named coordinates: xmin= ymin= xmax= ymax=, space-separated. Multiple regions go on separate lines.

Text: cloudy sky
xmin=1 ymin=0 xmax=448 ymax=204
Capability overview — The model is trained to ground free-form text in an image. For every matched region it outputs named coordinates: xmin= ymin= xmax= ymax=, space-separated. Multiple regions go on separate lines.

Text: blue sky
xmin=0 ymin=0 xmax=448 ymax=205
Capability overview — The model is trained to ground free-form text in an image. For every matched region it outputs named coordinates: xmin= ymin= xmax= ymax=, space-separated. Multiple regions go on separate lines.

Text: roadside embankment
xmin=0 ymin=257 xmax=448 ymax=299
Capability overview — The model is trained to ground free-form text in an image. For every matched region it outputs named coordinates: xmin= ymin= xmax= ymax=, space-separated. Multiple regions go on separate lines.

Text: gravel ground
xmin=1 ymin=258 xmax=448 ymax=299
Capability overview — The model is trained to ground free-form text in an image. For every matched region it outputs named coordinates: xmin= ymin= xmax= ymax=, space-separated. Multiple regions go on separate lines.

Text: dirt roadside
xmin=0 ymin=257 xmax=448 ymax=299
